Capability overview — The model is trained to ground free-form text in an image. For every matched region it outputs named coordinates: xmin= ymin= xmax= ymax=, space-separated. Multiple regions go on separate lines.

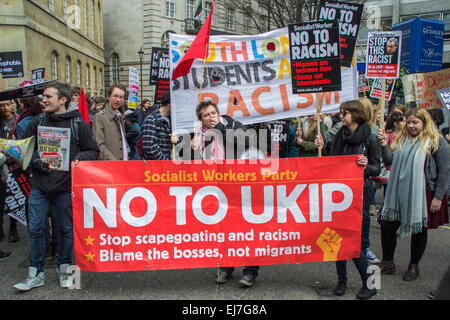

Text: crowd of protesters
xmin=0 ymin=80 xmax=448 ymax=299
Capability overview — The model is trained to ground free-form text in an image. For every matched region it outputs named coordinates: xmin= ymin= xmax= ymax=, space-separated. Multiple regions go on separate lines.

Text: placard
xmin=436 ymin=87 xmax=450 ymax=109
xmin=288 ymin=20 xmax=342 ymax=93
xmin=0 ymin=51 xmax=24 ymax=79
xmin=149 ymin=47 xmax=169 ymax=85
xmin=127 ymin=67 xmax=139 ymax=109
xmin=366 ymin=31 xmax=402 ymax=79
xmin=72 ymin=156 xmax=364 ymax=272
xmin=369 ymin=78 xmax=396 ymax=101
xmin=318 ymin=0 xmax=364 ymax=67
xmin=32 ymin=68 xmax=45 ymax=84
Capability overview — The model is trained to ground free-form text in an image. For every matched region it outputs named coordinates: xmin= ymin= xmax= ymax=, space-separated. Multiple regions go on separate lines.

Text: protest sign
xmin=0 ymin=51 xmax=24 ymax=78
xmin=37 ymin=126 xmax=71 ymax=171
xmin=318 ymin=0 xmax=364 ymax=67
xmin=436 ymin=87 xmax=450 ymax=109
xmin=369 ymin=78 xmax=396 ymax=101
xmin=366 ymin=31 xmax=402 ymax=79
xmin=420 ymin=68 xmax=450 ymax=109
xmin=32 ymin=68 xmax=45 ymax=84
xmin=288 ymin=21 xmax=341 ymax=94
xmin=4 ymin=167 xmax=30 ymax=226
xmin=150 ymin=47 xmax=170 ymax=85
xmin=169 ymin=28 xmax=357 ymax=133
xmin=153 ymin=49 xmax=170 ymax=104
xmin=127 ymin=67 xmax=139 ymax=109
xmin=72 ymin=156 xmax=364 ymax=272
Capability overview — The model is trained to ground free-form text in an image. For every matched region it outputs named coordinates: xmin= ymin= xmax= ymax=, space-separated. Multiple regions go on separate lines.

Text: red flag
xmin=171 ymin=2 xmax=214 ymax=80
xmin=78 ymin=88 xmax=90 ymax=126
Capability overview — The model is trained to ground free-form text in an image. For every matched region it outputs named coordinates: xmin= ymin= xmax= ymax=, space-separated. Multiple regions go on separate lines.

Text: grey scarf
xmin=380 ymin=136 xmax=429 ymax=235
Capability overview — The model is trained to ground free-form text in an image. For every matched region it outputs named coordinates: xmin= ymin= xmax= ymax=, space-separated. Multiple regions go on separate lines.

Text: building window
xmin=97 ymin=2 xmax=102 ymax=44
xmin=226 ymin=8 xmax=235 ymax=30
xmin=111 ymin=53 xmax=120 ymax=84
xmin=91 ymin=0 xmax=95 ymax=39
xmin=93 ymin=66 xmax=97 ymax=88
xmin=49 ymin=0 xmax=55 ymax=12
xmin=166 ymin=0 xmax=175 ymax=18
xmin=86 ymin=63 xmax=90 ymax=87
xmin=161 ymin=31 xmax=172 ymax=48
xmin=99 ymin=68 xmax=103 ymax=91
xmin=84 ymin=0 xmax=88 ymax=34
xmin=63 ymin=0 xmax=68 ymax=20
xmin=65 ymin=56 xmax=71 ymax=84
xmin=186 ymin=0 xmax=194 ymax=19
xmin=76 ymin=60 xmax=81 ymax=86
xmin=51 ymin=51 xmax=58 ymax=80
xmin=243 ymin=14 xmax=250 ymax=33
xmin=444 ymin=11 xmax=450 ymax=36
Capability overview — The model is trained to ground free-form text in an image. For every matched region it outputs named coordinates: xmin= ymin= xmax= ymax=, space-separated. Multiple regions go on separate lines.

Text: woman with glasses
xmin=315 ymin=100 xmax=381 ymax=299
xmin=377 ymin=108 xmax=448 ymax=281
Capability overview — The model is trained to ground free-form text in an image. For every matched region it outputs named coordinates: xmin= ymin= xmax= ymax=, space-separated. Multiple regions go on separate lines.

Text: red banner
xmin=72 ymin=156 xmax=364 ymax=272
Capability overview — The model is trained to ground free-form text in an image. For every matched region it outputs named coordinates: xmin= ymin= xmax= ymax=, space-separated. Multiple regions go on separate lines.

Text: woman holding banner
xmin=315 ymin=99 xmax=380 ymax=300
xmin=377 ymin=108 xmax=449 ymax=281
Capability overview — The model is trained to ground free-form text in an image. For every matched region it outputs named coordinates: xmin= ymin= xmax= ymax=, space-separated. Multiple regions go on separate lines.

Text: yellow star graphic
xmin=85 ymin=251 xmax=95 ymax=261
xmin=84 ymin=235 xmax=95 ymax=246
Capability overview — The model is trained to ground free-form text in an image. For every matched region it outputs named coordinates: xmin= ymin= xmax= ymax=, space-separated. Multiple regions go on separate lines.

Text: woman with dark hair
xmin=315 ymin=100 xmax=381 ymax=299
xmin=377 ymin=108 xmax=448 ymax=281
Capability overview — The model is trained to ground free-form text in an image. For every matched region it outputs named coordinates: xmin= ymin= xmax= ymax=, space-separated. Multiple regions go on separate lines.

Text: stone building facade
xmin=0 ymin=0 xmax=105 ymax=97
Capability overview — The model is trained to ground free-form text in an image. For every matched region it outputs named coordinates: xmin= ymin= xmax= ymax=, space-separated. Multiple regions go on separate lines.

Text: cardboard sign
xmin=127 ymin=67 xmax=139 ymax=109
xmin=288 ymin=20 xmax=341 ymax=94
xmin=366 ymin=31 xmax=402 ymax=79
xmin=72 ymin=156 xmax=364 ymax=272
xmin=32 ymin=68 xmax=45 ymax=84
xmin=436 ymin=87 xmax=450 ymax=109
xmin=318 ymin=0 xmax=364 ymax=67
xmin=369 ymin=78 xmax=396 ymax=101
xmin=420 ymin=68 xmax=450 ymax=109
xmin=0 ymin=51 xmax=24 ymax=78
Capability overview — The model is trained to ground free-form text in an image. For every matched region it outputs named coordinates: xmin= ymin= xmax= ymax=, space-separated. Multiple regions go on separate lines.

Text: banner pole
xmin=316 ymin=93 xmax=324 ymax=157
xmin=380 ymin=78 xmax=386 ymax=131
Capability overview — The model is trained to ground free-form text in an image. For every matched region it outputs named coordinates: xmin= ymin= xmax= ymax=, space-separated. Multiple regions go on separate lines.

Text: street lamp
xmin=137 ymin=47 xmax=144 ymax=103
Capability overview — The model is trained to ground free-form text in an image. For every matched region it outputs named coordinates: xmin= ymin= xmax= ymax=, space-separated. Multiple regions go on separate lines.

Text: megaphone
xmin=0 ymin=136 xmax=35 ymax=170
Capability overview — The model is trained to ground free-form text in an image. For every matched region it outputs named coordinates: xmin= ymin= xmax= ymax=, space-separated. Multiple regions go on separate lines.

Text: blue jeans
xmin=220 ymin=266 xmax=260 ymax=277
xmin=28 ymin=188 xmax=73 ymax=272
xmin=361 ymin=207 xmax=370 ymax=251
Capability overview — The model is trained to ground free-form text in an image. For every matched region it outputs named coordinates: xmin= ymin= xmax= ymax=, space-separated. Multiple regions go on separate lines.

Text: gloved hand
xmin=32 ymin=159 xmax=51 ymax=174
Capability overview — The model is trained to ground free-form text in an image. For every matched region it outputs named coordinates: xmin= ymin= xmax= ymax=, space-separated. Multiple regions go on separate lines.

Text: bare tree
xmin=230 ymin=0 xmax=368 ymax=33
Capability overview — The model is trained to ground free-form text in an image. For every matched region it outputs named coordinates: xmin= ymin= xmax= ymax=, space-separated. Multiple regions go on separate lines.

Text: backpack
xmin=37 ymin=113 xmax=81 ymax=145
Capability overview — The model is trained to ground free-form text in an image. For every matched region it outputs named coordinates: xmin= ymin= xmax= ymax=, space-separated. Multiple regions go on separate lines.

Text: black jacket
xmin=23 ymin=110 xmax=99 ymax=194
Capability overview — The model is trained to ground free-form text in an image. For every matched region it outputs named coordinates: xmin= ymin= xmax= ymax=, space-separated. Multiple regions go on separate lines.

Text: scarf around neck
xmin=200 ymin=117 xmax=225 ymax=160
xmin=329 ymin=123 xmax=371 ymax=156
xmin=380 ymin=136 xmax=429 ymax=235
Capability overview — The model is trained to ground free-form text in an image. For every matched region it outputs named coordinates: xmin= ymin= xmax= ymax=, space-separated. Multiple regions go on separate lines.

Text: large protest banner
xmin=169 ymin=28 xmax=358 ymax=132
xmin=318 ymin=0 xmax=364 ymax=68
xmin=288 ymin=20 xmax=341 ymax=94
xmin=72 ymin=156 xmax=364 ymax=272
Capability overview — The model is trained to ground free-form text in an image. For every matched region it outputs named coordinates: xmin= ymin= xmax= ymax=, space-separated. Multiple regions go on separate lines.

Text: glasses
xmin=340 ymin=110 xmax=349 ymax=116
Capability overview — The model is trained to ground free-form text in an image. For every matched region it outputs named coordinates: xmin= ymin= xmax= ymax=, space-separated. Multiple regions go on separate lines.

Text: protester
xmin=124 ymin=108 xmax=141 ymax=160
xmin=315 ymin=99 xmax=380 ymax=299
xmin=296 ymin=114 xmax=327 ymax=157
xmin=136 ymin=98 xmax=151 ymax=126
xmin=388 ymin=104 xmax=406 ymax=116
xmin=358 ymin=96 xmax=381 ymax=263
xmin=377 ymin=108 xmax=449 ymax=281
xmin=93 ymin=83 xmax=129 ymax=160
xmin=67 ymin=86 xmax=81 ymax=112
xmin=141 ymin=91 xmax=176 ymax=160
xmin=14 ymin=81 xmax=99 ymax=291
xmin=189 ymin=101 xmax=258 ymax=287
xmin=0 ymin=99 xmax=20 ymax=242
xmin=94 ymin=97 xmax=105 ymax=113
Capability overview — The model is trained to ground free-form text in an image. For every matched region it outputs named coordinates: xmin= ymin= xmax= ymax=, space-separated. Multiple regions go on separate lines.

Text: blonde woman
xmin=377 ymin=108 xmax=449 ymax=281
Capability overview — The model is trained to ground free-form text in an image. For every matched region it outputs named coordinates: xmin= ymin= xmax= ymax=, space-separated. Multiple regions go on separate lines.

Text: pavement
xmin=0 ymin=188 xmax=449 ymax=302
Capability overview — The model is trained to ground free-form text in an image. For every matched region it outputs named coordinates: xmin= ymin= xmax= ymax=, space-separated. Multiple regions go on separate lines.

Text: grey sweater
xmin=381 ymin=136 xmax=449 ymax=200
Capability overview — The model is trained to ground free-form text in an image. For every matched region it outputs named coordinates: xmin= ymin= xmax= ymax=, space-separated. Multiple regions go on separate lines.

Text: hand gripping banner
xmin=72 ymin=156 xmax=364 ymax=272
